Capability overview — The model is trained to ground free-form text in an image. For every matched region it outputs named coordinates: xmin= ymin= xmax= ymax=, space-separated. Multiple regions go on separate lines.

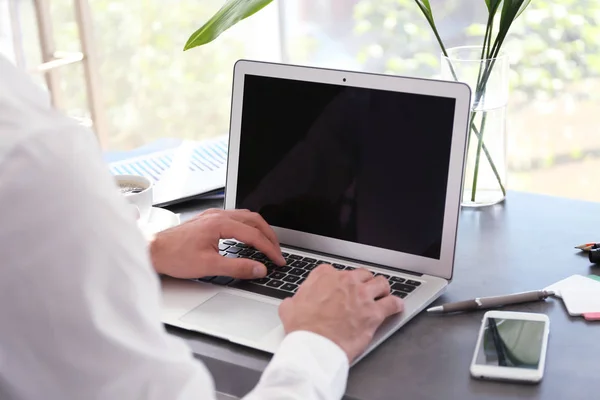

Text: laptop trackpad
xmin=179 ymin=292 xmax=281 ymax=342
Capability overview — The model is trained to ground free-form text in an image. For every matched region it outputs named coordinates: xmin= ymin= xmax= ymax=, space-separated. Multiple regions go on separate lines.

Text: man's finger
xmin=225 ymin=209 xmax=281 ymax=249
xmin=208 ymin=254 xmax=267 ymax=279
xmin=375 ymin=295 xmax=405 ymax=319
xmin=218 ymin=218 xmax=284 ymax=265
xmin=364 ymin=275 xmax=391 ymax=300
xmin=349 ymin=268 xmax=374 ymax=283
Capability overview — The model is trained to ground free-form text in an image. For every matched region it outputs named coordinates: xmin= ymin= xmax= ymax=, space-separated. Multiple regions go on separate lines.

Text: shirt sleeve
xmin=244 ymin=331 xmax=349 ymax=400
xmin=0 ymin=113 xmax=219 ymax=400
xmin=0 ymin=55 xmax=348 ymax=400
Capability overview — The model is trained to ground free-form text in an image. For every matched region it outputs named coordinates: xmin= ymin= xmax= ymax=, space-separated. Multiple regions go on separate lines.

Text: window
xmin=4 ymin=0 xmax=600 ymax=202
xmin=7 ymin=0 xmax=280 ymax=150
xmin=282 ymin=0 xmax=600 ymax=203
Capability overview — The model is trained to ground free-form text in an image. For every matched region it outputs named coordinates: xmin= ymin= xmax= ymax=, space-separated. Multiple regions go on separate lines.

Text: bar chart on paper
xmin=109 ymin=135 xmax=228 ymax=206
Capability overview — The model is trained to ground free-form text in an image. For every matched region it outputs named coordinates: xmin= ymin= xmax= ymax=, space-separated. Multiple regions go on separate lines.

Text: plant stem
xmin=470 ymin=111 xmax=489 ymax=201
xmin=466 ymin=111 xmax=475 ymax=150
xmin=468 ymin=18 xmax=511 ymax=202
xmin=485 ymin=17 xmax=494 ymax=59
xmin=474 ymin=15 xmax=493 ymax=103
xmin=470 ymin=121 xmax=506 ymax=196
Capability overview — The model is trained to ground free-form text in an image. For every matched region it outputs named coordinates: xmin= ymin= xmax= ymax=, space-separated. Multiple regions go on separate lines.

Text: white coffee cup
xmin=115 ymin=174 xmax=153 ymax=222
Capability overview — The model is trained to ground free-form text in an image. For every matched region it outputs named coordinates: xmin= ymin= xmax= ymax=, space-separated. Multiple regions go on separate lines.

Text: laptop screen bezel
xmin=224 ymin=60 xmax=471 ymax=281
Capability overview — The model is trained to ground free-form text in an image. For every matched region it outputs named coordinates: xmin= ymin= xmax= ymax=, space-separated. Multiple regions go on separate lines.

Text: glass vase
xmin=441 ymin=46 xmax=509 ymax=207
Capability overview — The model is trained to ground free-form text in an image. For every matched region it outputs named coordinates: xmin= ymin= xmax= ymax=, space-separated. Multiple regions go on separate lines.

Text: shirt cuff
xmin=264 ymin=330 xmax=349 ymax=399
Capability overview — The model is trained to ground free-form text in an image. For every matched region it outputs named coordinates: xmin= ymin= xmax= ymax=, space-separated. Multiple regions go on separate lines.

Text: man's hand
xmin=150 ymin=209 xmax=285 ymax=279
xmin=279 ymin=265 xmax=404 ymax=362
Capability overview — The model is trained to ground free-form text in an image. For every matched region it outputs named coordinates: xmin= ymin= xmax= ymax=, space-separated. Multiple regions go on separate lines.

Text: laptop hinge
xmin=280 ymin=243 xmax=423 ymax=277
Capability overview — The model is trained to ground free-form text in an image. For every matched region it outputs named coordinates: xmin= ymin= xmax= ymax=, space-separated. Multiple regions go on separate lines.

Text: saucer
xmin=137 ymin=207 xmax=180 ymax=238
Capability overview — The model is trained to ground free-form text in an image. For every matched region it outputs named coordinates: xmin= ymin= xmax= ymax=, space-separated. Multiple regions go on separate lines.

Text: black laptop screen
xmin=235 ymin=74 xmax=456 ymax=260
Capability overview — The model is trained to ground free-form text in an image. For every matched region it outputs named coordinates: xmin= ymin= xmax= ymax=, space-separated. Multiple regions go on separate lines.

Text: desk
xmin=166 ymin=192 xmax=600 ymax=400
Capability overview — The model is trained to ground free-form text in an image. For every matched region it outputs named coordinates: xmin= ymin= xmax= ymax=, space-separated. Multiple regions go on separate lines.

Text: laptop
xmin=160 ymin=60 xmax=471 ymax=365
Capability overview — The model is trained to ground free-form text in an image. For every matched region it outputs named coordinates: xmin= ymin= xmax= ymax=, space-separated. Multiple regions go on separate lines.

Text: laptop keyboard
xmin=195 ymin=240 xmax=423 ymax=300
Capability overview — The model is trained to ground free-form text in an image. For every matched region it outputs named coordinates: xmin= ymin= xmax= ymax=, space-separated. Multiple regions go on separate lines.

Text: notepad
xmin=562 ymin=289 xmax=600 ymax=316
xmin=544 ymin=275 xmax=600 ymax=317
xmin=544 ymin=274 xmax=600 ymax=298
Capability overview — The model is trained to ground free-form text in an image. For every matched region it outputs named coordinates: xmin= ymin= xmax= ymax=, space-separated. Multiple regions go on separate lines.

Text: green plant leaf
xmin=483 ymin=0 xmax=501 ymax=59
xmin=490 ymin=0 xmax=502 ymax=15
xmin=501 ymin=0 xmax=526 ymax=25
xmin=497 ymin=0 xmax=526 ymax=47
xmin=415 ymin=0 xmax=432 ymax=12
xmin=484 ymin=0 xmax=502 ymax=13
xmin=184 ymin=0 xmax=273 ymax=51
xmin=413 ymin=0 xmax=448 ymax=57
xmin=515 ymin=0 xmax=532 ymax=19
xmin=414 ymin=0 xmax=434 ymax=24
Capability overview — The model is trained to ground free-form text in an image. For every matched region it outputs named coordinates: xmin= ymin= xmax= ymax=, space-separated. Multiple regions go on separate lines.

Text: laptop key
xmin=223 ymin=240 xmax=236 ymax=245
xmin=297 ymin=277 xmax=306 ymax=285
xmin=302 ymin=257 xmax=317 ymax=263
xmin=301 ymin=270 xmax=311 ymax=277
xmin=197 ymin=276 xmax=215 ymax=282
xmin=345 ymin=266 xmax=356 ymax=271
xmin=229 ymin=280 xmax=293 ymax=300
xmin=277 ymin=266 xmax=292 ymax=273
xmin=374 ymin=273 xmax=390 ymax=280
xmin=281 ymin=283 xmax=298 ymax=292
xmin=218 ymin=243 xmax=230 ymax=251
xmin=406 ymin=280 xmax=422 ymax=286
xmin=250 ymin=277 xmax=270 ymax=285
xmin=392 ymin=290 xmax=408 ymax=299
xmin=224 ymin=253 xmax=239 ymax=258
xmin=291 ymin=260 xmax=307 ymax=268
xmin=239 ymin=249 xmax=255 ymax=257
xmin=266 ymin=279 xmax=284 ymax=288
xmin=289 ymin=268 xmax=305 ymax=276
xmin=219 ymin=250 xmax=227 ymax=256
xmin=332 ymin=263 xmax=345 ymax=270
xmin=281 ymin=252 xmax=289 ymax=257
xmin=303 ymin=263 xmax=317 ymax=271
xmin=390 ymin=276 xmax=405 ymax=283
xmin=226 ymin=247 xmax=242 ymax=254
xmin=265 ymin=262 xmax=277 ymax=270
xmin=268 ymin=271 xmax=286 ymax=280
xmin=289 ymin=254 xmax=303 ymax=260
xmin=283 ymin=275 xmax=300 ymax=283
xmin=391 ymin=282 xmax=416 ymax=293
xmin=212 ymin=276 xmax=234 ymax=285
xmin=253 ymin=252 xmax=267 ymax=260
xmin=236 ymin=243 xmax=248 ymax=248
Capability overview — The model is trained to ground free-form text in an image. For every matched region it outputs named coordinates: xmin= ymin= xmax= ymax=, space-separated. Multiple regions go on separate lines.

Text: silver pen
xmin=426 ymin=290 xmax=556 ymax=314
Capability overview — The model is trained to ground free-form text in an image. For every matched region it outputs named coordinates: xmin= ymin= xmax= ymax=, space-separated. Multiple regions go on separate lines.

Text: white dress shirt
xmin=0 ymin=55 xmax=348 ymax=400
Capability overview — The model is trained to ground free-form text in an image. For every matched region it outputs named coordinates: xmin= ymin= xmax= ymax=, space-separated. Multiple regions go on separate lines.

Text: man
xmin=0 ymin=55 xmax=403 ymax=400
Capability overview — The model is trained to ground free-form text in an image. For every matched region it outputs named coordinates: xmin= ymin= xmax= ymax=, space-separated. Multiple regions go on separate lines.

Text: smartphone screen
xmin=474 ymin=317 xmax=546 ymax=369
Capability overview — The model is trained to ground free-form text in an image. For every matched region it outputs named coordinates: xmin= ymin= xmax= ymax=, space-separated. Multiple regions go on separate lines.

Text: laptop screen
xmin=236 ymin=74 xmax=456 ymax=260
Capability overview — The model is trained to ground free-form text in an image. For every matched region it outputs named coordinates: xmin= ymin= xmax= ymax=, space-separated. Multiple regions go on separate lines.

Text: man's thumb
xmin=214 ymin=256 xmax=267 ymax=279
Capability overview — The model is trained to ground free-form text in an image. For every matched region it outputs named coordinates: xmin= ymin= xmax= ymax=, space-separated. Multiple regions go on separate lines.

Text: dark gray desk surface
xmin=165 ymin=191 xmax=600 ymax=400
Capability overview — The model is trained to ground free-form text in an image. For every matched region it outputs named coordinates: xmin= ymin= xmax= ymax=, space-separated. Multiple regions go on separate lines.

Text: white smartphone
xmin=470 ymin=310 xmax=550 ymax=383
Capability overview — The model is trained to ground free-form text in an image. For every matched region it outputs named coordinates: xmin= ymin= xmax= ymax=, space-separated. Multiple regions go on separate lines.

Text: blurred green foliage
xmin=39 ymin=0 xmax=254 ymax=150
xmin=17 ymin=0 xmax=600 ymax=151
xmin=353 ymin=0 xmax=465 ymax=77
xmin=353 ymin=0 xmax=600 ymax=103
xmin=507 ymin=1 xmax=600 ymax=102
